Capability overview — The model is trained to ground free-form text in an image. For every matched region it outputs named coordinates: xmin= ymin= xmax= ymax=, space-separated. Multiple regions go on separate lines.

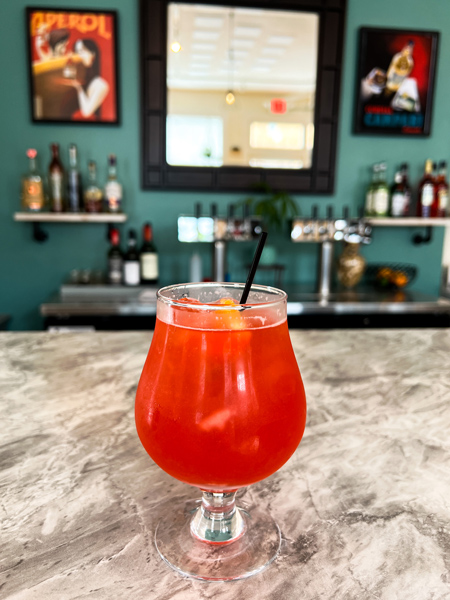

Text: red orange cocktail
xmin=135 ymin=283 xmax=306 ymax=580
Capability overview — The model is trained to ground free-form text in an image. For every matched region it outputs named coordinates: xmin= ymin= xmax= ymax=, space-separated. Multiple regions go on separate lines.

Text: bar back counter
xmin=40 ymin=284 xmax=450 ymax=330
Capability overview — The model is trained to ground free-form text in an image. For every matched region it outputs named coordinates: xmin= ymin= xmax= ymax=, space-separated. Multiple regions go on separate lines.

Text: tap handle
xmin=195 ymin=203 xmax=202 ymax=219
xmin=228 ymin=204 xmax=235 ymax=218
xmin=312 ymin=205 xmax=318 ymax=219
xmin=210 ymin=203 xmax=217 ymax=218
xmin=326 ymin=205 xmax=333 ymax=220
xmin=343 ymin=205 xmax=350 ymax=220
xmin=243 ymin=203 xmax=250 ymax=218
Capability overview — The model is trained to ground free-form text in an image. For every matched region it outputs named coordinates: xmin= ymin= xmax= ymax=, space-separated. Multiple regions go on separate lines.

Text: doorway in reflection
xmin=166 ymin=3 xmax=318 ymax=169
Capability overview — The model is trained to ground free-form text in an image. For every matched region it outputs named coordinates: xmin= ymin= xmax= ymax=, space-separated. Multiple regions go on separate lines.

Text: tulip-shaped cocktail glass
xmin=135 ymin=283 xmax=306 ymax=580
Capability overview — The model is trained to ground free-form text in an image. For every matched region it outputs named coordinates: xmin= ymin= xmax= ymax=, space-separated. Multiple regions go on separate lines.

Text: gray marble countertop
xmin=2 ymin=330 xmax=450 ymax=599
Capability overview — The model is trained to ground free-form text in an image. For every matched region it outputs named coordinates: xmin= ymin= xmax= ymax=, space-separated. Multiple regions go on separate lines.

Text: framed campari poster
xmin=354 ymin=27 xmax=439 ymax=136
xmin=26 ymin=7 xmax=120 ymax=124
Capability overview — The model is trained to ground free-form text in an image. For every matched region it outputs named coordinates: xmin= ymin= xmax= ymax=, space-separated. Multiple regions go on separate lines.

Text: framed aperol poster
xmin=26 ymin=7 xmax=120 ymax=124
xmin=354 ymin=27 xmax=439 ymax=136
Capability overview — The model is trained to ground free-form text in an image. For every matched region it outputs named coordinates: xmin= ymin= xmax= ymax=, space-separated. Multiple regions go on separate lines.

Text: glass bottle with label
xmin=123 ymin=229 xmax=140 ymax=286
xmin=140 ymin=222 xmax=159 ymax=285
xmin=84 ymin=161 xmax=103 ymax=213
xmin=433 ymin=161 xmax=449 ymax=218
xmin=399 ymin=163 xmax=412 ymax=216
xmin=67 ymin=144 xmax=82 ymax=212
xmin=372 ymin=162 xmax=389 ymax=217
xmin=417 ymin=159 xmax=435 ymax=218
xmin=365 ymin=164 xmax=379 ymax=217
xmin=21 ymin=149 xmax=45 ymax=212
xmin=104 ymin=154 xmax=122 ymax=213
xmin=49 ymin=143 xmax=65 ymax=212
xmin=108 ymin=227 xmax=123 ymax=285
xmin=390 ymin=170 xmax=410 ymax=217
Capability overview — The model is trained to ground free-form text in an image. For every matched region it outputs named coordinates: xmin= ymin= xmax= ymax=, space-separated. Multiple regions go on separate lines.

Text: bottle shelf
xmin=14 ymin=212 xmax=127 ymax=223
xmin=366 ymin=217 xmax=450 ymax=227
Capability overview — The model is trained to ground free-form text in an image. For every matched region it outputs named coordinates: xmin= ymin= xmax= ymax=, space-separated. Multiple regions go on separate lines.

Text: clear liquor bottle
xmin=21 ymin=149 xmax=45 ymax=212
xmin=372 ymin=162 xmax=389 ymax=217
xmin=104 ymin=154 xmax=123 ymax=213
xmin=365 ymin=164 xmax=379 ymax=217
xmin=84 ymin=161 xmax=103 ymax=213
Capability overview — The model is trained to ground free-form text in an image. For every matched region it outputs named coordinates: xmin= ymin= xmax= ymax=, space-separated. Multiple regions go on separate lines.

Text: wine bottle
xmin=67 ymin=144 xmax=82 ymax=212
xmin=49 ymin=143 xmax=65 ymax=212
xmin=108 ymin=227 xmax=123 ymax=285
xmin=123 ymin=229 xmax=140 ymax=286
xmin=417 ymin=159 xmax=435 ymax=218
xmin=140 ymin=222 xmax=159 ymax=284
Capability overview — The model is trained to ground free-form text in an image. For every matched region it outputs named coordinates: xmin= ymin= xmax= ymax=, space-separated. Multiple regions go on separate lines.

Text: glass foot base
xmin=154 ymin=496 xmax=281 ymax=581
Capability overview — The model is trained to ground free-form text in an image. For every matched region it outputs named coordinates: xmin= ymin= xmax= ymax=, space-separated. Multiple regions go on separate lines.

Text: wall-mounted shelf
xmin=14 ymin=212 xmax=128 ymax=242
xmin=14 ymin=212 xmax=127 ymax=223
xmin=367 ymin=218 xmax=450 ymax=227
xmin=365 ymin=217 xmax=450 ymax=245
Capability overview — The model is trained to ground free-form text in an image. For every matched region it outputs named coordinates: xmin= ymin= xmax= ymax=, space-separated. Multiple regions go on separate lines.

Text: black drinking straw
xmin=239 ymin=232 xmax=268 ymax=304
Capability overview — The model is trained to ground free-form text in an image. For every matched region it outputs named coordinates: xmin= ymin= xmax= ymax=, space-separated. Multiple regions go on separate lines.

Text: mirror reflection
xmin=166 ymin=3 xmax=318 ymax=170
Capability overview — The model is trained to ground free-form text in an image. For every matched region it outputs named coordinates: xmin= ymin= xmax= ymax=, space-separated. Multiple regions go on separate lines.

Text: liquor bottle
xmin=433 ymin=161 xmax=449 ymax=218
xmin=140 ymin=222 xmax=159 ymax=284
xmin=372 ymin=162 xmax=389 ymax=217
xmin=390 ymin=171 xmax=407 ymax=217
xmin=400 ymin=163 xmax=412 ymax=216
xmin=104 ymin=154 xmax=122 ymax=213
xmin=67 ymin=144 xmax=82 ymax=212
xmin=49 ymin=143 xmax=65 ymax=212
xmin=385 ymin=41 xmax=414 ymax=95
xmin=123 ymin=229 xmax=140 ymax=286
xmin=83 ymin=161 xmax=103 ymax=213
xmin=21 ymin=149 xmax=45 ymax=212
xmin=365 ymin=164 xmax=379 ymax=217
xmin=108 ymin=227 xmax=123 ymax=285
xmin=417 ymin=159 xmax=435 ymax=218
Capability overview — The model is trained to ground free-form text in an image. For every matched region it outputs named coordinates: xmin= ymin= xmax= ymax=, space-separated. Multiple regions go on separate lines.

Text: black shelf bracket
xmin=413 ymin=226 xmax=433 ymax=245
xmin=32 ymin=222 xmax=48 ymax=243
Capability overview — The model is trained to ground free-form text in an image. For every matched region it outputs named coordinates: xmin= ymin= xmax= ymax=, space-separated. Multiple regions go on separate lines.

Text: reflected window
xmin=306 ymin=123 xmax=315 ymax=151
xmin=249 ymin=158 xmax=303 ymax=169
xmin=166 ymin=115 xmax=224 ymax=166
xmin=249 ymin=122 xmax=305 ymax=150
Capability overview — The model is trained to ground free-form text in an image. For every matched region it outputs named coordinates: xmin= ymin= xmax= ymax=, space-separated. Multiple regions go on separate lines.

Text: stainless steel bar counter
xmin=40 ymin=285 xmax=450 ymax=329
xmin=2 ymin=330 xmax=450 ymax=599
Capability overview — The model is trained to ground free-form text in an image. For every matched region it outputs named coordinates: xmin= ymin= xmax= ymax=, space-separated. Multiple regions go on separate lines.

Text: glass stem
xmin=190 ymin=491 xmax=245 ymax=544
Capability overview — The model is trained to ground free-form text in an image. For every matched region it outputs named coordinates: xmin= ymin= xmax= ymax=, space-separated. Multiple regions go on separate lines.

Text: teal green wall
xmin=1 ymin=0 xmax=448 ymax=329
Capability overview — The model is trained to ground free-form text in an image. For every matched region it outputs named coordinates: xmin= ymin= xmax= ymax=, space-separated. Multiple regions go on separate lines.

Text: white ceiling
xmin=167 ymin=3 xmax=319 ymax=93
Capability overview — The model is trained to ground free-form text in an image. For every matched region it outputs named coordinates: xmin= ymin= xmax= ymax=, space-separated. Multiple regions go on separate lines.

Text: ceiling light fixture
xmin=225 ymin=10 xmax=236 ymax=106
xmin=170 ymin=5 xmax=182 ymax=53
xmin=225 ymin=91 xmax=236 ymax=105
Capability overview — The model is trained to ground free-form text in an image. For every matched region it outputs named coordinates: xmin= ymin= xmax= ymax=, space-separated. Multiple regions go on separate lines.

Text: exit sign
xmin=270 ymin=98 xmax=287 ymax=114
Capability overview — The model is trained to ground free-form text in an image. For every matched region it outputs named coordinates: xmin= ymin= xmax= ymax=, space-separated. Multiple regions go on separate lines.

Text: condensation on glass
xmin=166 ymin=3 xmax=318 ymax=170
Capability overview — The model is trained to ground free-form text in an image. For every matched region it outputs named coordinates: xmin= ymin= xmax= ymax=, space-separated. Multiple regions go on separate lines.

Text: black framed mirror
xmin=140 ymin=0 xmax=346 ymax=193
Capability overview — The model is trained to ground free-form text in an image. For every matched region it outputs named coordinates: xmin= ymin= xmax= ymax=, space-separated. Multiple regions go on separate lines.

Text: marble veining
xmin=1 ymin=330 xmax=450 ymax=599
